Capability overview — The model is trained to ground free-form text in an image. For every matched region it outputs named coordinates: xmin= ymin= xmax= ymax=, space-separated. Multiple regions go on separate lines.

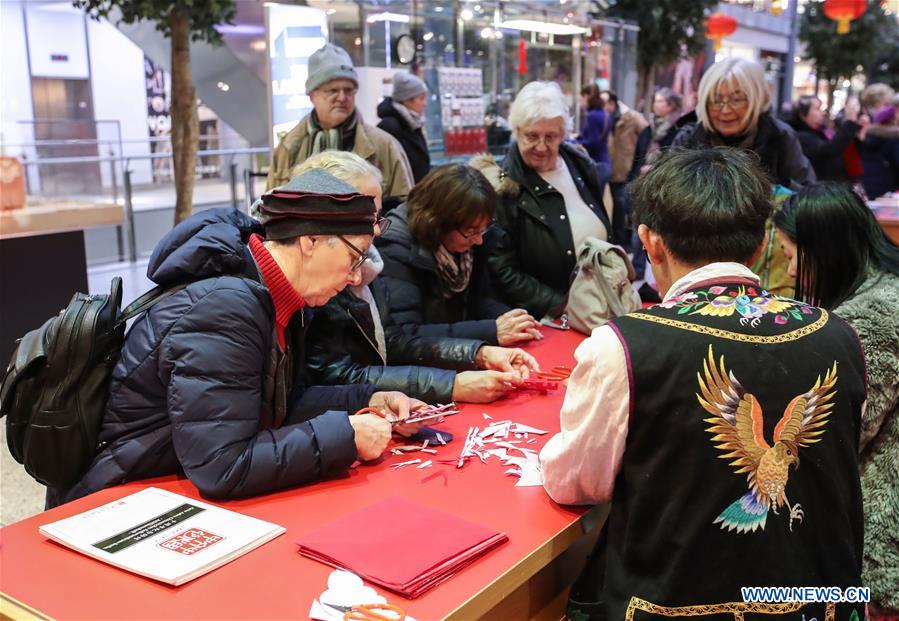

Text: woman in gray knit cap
xmin=378 ymin=71 xmax=431 ymax=183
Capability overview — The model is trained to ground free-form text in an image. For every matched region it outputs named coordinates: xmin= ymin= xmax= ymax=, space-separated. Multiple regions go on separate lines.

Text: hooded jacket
xmin=377 ymin=97 xmax=431 ymax=184
xmin=50 ymin=209 xmax=375 ymax=507
xmin=375 ymin=204 xmax=508 ymax=342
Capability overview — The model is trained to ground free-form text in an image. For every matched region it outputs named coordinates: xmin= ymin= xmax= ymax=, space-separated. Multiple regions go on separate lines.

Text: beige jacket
xmin=266 ymin=112 xmax=414 ymax=197
xmin=608 ymin=102 xmax=649 ymax=183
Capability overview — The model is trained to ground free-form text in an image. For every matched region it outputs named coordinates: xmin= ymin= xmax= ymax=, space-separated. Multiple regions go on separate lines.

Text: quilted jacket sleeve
xmin=158 ymin=286 xmax=357 ymax=499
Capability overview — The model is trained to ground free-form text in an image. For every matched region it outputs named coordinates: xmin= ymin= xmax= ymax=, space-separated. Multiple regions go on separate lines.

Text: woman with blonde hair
xmin=673 ymin=57 xmax=815 ymax=189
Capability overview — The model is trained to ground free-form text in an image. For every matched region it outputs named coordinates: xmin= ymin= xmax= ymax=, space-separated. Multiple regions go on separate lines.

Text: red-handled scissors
xmin=342 ymin=603 xmax=406 ymax=621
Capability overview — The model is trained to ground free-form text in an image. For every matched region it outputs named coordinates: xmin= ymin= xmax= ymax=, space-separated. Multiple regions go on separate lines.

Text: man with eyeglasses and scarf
xmin=267 ymin=43 xmax=414 ymax=209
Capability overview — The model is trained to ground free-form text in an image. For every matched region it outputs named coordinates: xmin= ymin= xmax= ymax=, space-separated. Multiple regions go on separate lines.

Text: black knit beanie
xmin=255 ymin=168 xmax=376 ymax=240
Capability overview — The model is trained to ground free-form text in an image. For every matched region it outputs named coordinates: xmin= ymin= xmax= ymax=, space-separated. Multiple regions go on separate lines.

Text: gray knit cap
xmin=305 ymin=44 xmax=358 ymax=94
xmin=392 ymin=71 xmax=428 ymax=102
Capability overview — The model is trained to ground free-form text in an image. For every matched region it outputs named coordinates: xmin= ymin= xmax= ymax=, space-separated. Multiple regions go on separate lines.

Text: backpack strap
xmin=119 ymin=283 xmax=190 ymax=324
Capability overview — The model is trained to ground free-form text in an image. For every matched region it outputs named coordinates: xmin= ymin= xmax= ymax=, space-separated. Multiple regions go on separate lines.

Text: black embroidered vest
xmin=569 ymin=278 xmax=867 ymax=621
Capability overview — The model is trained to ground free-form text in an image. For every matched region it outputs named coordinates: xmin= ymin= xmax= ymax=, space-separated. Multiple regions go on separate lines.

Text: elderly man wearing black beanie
xmin=267 ymin=43 xmax=414 ymax=207
xmin=47 ymin=169 xmax=423 ymax=509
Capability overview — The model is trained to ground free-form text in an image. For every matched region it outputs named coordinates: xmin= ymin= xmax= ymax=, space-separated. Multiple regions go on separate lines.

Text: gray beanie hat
xmin=305 ymin=44 xmax=358 ymax=94
xmin=392 ymin=71 xmax=428 ymax=102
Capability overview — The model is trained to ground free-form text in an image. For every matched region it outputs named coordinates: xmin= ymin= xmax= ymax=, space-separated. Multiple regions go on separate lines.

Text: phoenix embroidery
xmin=696 ymin=345 xmax=838 ymax=533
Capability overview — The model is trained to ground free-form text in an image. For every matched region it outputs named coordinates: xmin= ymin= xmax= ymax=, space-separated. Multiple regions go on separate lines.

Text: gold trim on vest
xmin=629 ymin=310 xmax=829 ymax=344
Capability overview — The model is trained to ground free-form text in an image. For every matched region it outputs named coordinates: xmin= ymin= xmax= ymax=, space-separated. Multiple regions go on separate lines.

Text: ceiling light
xmin=499 ymin=19 xmax=588 ymax=35
xmin=460 ymin=9 xmax=474 ymax=20
xmin=250 ymin=40 xmax=267 ymax=52
xmin=216 ymin=81 xmax=230 ymax=92
xmin=423 ymin=32 xmax=434 ymax=41
xmin=366 ymin=12 xmax=410 ymax=24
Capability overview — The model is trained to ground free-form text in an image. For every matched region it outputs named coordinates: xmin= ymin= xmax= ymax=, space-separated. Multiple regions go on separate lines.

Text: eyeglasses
xmin=457 ymin=220 xmax=495 ymax=240
xmin=709 ymin=95 xmax=750 ymax=111
xmin=518 ymin=132 xmax=563 ymax=148
xmin=319 ymin=86 xmax=358 ymax=99
xmin=336 ymin=235 xmax=369 ymax=272
xmin=375 ymin=215 xmax=391 ymax=234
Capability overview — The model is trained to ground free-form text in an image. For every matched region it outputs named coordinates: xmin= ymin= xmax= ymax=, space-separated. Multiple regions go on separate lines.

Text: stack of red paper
xmin=296 ymin=496 xmax=508 ymax=598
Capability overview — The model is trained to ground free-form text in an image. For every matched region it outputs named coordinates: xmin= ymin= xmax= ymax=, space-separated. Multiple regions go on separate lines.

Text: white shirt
xmin=539 ymin=262 xmax=760 ymax=505
xmin=538 ymin=158 xmax=607 ymax=253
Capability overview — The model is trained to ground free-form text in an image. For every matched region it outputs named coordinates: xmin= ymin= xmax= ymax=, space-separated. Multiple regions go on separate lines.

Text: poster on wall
xmin=144 ymin=55 xmax=172 ymax=182
xmin=265 ymin=4 xmax=328 ymax=148
xmin=654 ymin=51 xmax=706 ymax=113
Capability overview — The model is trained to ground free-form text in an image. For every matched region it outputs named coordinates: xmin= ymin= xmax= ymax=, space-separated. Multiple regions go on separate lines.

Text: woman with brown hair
xmin=376 ymin=163 xmax=541 ymax=345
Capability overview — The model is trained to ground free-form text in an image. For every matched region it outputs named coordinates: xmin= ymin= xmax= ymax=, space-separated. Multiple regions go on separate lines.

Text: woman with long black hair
xmin=774 ymin=182 xmax=899 ymax=616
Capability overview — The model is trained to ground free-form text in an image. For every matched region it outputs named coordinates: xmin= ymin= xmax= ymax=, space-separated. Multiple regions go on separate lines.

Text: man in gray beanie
xmin=267 ymin=43 xmax=414 ymax=207
xmin=377 ymin=71 xmax=431 ymax=183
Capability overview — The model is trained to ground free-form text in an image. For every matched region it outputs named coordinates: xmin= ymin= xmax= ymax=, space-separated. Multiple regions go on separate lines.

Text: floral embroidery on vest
xmin=696 ymin=345 xmax=837 ymax=533
xmin=661 ymin=285 xmax=813 ymax=327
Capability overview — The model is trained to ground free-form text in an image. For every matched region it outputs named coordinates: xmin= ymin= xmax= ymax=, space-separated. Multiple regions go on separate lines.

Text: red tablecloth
xmin=0 ymin=328 xmax=588 ymax=620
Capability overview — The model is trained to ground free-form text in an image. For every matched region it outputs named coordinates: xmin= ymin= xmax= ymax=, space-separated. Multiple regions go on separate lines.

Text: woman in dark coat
xmin=790 ymin=95 xmax=864 ymax=182
xmin=486 ymin=81 xmax=612 ymax=319
xmin=376 ymin=163 xmax=542 ymax=345
xmin=673 ymin=57 xmax=816 ymax=190
xmin=50 ymin=171 xmax=422 ymax=508
xmin=377 ymin=71 xmax=430 ymax=183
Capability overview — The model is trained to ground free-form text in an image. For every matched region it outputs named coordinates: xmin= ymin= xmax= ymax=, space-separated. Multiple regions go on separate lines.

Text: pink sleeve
xmin=539 ymin=326 xmax=630 ymax=505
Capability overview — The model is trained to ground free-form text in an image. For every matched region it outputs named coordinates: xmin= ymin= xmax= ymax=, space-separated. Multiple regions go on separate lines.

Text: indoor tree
xmin=73 ymin=0 xmax=236 ymax=224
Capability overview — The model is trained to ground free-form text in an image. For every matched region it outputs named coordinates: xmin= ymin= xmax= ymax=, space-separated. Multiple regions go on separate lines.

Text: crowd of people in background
xmin=55 ymin=42 xmax=898 ymax=618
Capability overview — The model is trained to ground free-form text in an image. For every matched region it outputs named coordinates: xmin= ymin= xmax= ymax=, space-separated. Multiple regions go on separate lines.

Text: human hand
xmin=475 ymin=345 xmax=540 ymax=379
xmin=452 ymin=370 xmax=522 ymax=403
xmin=349 ymin=413 xmax=392 ymax=461
xmin=369 ymin=392 xmax=426 ymax=438
xmin=496 ymin=309 xmax=543 ymax=345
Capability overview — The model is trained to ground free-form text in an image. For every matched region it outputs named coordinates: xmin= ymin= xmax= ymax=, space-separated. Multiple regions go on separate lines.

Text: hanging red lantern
xmin=517 ymin=39 xmax=528 ymax=76
xmin=705 ymin=12 xmax=738 ymax=51
xmin=823 ymin=0 xmax=867 ymax=34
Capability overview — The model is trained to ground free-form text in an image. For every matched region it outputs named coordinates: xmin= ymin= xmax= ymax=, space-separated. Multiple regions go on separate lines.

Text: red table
xmin=0 ymin=328 xmax=605 ymax=620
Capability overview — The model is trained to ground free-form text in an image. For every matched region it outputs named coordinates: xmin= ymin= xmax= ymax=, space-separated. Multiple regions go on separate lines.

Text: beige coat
xmin=266 ymin=113 xmax=414 ymax=197
xmin=608 ymin=102 xmax=649 ymax=183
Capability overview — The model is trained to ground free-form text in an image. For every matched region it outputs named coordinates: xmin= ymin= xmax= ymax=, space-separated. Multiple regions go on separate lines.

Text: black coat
xmin=673 ymin=112 xmax=816 ymax=190
xmin=487 ymin=142 xmax=611 ymax=318
xmin=375 ymin=204 xmax=508 ymax=342
xmin=52 ymin=209 xmax=375 ymax=508
xmin=377 ymin=97 xmax=430 ymax=184
xmin=306 ymin=281 xmax=485 ymax=403
xmin=791 ymin=118 xmax=861 ymax=182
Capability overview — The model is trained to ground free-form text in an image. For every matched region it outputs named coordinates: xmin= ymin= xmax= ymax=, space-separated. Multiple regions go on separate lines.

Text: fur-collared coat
xmin=836 ymin=268 xmax=899 ymax=612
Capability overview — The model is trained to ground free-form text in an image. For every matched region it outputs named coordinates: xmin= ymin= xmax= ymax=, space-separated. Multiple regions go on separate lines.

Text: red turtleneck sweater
xmin=248 ymin=234 xmax=305 ymax=349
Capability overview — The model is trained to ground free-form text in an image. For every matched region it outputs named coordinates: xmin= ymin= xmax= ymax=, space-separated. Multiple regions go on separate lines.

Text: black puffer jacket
xmin=790 ymin=118 xmax=861 ymax=182
xmin=51 ymin=209 xmax=375 ymax=508
xmin=306 ymin=281 xmax=485 ymax=402
xmin=375 ymin=204 xmax=508 ymax=342
xmin=487 ymin=142 xmax=611 ymax=318
xmin=377 ymin=97 xmax=430 ymax=183
xmin=672 ymin=112 xmax=816 ymax=189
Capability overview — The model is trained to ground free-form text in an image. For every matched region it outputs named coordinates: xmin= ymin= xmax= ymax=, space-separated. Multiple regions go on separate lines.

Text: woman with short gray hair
xmin=487 ymin=81 xmax=613 ymax=319
xmin=673 ymin=57 xmax=815 ymax=189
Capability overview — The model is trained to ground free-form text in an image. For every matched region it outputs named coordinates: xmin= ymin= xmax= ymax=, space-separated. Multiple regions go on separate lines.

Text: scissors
xmin=354 ymin=404 xmax=460 ymax=427
xmin=342 ymin=603 xmax=406 ymax=621
xmin=534 ymin=365 xmax=572 ymax=381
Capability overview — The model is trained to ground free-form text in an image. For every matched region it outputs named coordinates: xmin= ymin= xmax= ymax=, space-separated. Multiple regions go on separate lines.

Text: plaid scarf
xmin=433 ymin=245 xmax=473 ymax=298
xmin=305 ymin=109 xmax=358 ymax=157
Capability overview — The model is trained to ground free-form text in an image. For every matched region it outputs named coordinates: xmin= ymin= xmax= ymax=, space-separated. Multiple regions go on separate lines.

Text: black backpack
xmin=0 ymin=277 xmax=185 ymax=488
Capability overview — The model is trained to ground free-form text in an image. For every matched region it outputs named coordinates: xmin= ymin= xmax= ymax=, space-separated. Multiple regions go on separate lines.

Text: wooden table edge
xmin=444 ymin=503 xmax=609 ymax=620
xmin=0 ymin=592 xmax=53 ymax=621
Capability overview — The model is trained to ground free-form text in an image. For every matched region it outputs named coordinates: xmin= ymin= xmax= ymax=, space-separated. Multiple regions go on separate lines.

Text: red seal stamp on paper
xmin=158 ymin=529 xmax=224 ymax=556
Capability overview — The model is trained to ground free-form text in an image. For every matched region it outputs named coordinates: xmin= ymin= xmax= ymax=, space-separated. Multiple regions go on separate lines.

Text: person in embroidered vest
xmin=48 ymin=170 xmax=424 ymax=509
xmin=540 ymin=148 xmax=867 ymax=620
xmin=774 ymin=182 xmax=899 ymax=616
xmin=266 ymin=43 xmax=414 ymax=208
xmin=294 ymin=151 xmax=541 ymax=404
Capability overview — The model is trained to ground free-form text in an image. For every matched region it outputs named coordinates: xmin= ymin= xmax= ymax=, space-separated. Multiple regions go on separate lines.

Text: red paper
xmin=297 ymin=496 xmax=508 ymax=598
